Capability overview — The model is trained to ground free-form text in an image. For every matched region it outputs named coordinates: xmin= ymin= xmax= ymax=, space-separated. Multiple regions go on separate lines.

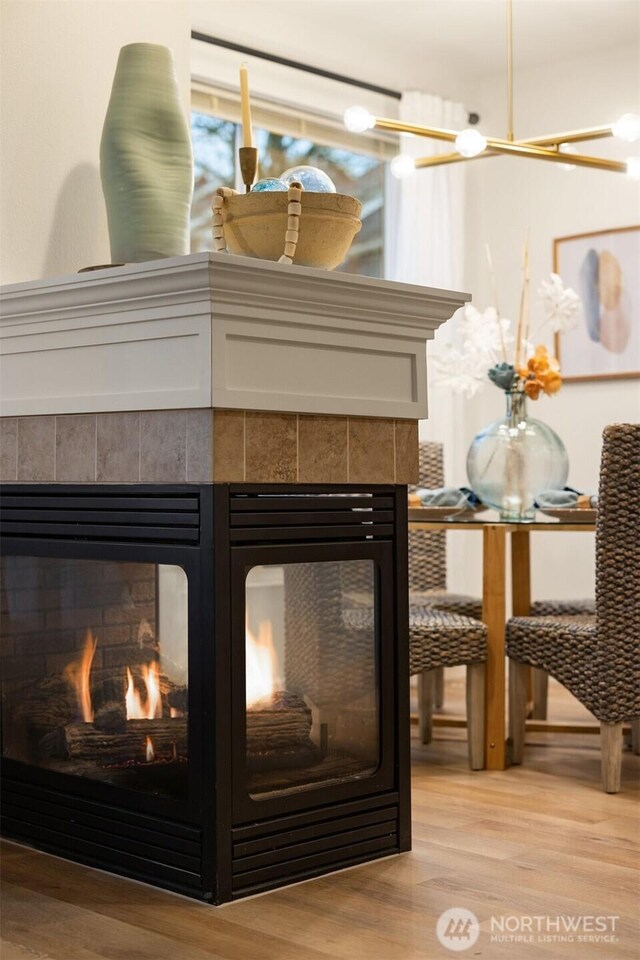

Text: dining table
xmin=408 ymin=508 xmax=597 ymax=770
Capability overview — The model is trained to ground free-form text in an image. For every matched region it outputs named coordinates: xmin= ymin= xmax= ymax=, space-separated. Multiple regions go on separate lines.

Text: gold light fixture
xmin=344 ymin=0 xmax=640 ymax=178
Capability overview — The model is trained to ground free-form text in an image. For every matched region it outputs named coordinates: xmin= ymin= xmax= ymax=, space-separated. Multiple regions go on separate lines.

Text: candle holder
xmin=239 ymin=146 xmax=258 ymax=193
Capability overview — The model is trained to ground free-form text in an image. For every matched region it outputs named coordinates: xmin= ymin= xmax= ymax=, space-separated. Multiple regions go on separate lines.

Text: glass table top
xmin=408 ymin=506 xmax=597 ymax=528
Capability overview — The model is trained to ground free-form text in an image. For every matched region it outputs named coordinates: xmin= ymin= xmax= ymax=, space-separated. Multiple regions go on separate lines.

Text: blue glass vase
xmin=466 ymin=389 xmax=569 ymax=521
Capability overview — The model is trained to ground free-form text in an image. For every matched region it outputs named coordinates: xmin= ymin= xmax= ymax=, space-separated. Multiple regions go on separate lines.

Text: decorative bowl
xmin=221 ymin=192 xmax=362 ymax=270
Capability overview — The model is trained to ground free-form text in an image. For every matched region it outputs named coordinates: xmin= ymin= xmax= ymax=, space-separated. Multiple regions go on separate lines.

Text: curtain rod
xmin=191 ymin=31 xmax=478 ymax=124
xmin=191 ymin=30 xmax=402 ymax=100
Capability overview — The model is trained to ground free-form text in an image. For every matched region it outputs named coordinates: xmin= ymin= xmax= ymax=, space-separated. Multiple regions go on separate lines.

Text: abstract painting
xmin=554 ymin=226 xmax=639 ymax=382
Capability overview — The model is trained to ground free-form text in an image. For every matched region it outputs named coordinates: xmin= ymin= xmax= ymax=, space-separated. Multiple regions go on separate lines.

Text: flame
xmin=64 ymin=629 xmax=97 ymax=722
xmin=246 ymin=618 xmax=278 ymax=707
xmin=169 ymin=706 xmax=180 ymax=719
xmin=125 ymin=661 xmax=162 ymax=720
xmin=145 ymin=736 xmax=154 ymax=762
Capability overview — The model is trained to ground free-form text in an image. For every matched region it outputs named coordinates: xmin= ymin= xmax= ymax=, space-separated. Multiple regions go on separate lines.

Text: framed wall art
xmin=554 ymin=225 xmax=640 ymax=382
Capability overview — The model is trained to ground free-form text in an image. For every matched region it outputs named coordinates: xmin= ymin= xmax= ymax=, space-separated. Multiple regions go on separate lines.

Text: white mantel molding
xmin=0 ymin=253 xmax=469 ymax=420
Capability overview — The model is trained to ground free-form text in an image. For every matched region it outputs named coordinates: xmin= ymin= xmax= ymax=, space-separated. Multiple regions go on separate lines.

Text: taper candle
xmin=239 ymin=63 xmax=254 ymax=148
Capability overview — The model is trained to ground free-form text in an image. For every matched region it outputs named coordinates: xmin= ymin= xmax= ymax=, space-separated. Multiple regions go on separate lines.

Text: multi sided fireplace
xmin=0 ymin=482 xmax=410 ymax=903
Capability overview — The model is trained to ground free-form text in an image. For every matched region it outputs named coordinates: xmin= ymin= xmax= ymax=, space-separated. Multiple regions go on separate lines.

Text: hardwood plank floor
xmin=2 ymin=678 xmax=639 ymax=960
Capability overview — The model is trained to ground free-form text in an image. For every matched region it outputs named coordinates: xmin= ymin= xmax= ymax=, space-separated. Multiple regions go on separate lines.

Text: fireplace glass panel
xmin=245 ymin=560 xmax=379 ymax=799
xmin=1 ymin=556 xmax=188 ymax=798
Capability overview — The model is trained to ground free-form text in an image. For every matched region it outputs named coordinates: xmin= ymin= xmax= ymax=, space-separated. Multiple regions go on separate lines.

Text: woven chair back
xmin=409 ymin=442 xmax=447 ymax=592
xmin=283 ymin=559 xmax=376 ymax=707
xmin=595 ymin=423 xmax=640 ymax=720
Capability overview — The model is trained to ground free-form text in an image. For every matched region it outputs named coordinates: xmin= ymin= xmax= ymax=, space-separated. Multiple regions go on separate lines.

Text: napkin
xmin=414 ymin=486 xmax=482 ymax=509
xmin=535 ymin=487 xmax=598 ymax=509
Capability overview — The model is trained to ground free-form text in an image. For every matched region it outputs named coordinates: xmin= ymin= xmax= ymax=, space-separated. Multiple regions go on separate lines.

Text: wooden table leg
xmin=511 ymin=530 xmax=533 ymax=709
xmin=482 ymin=525 xmax=507 ymax=770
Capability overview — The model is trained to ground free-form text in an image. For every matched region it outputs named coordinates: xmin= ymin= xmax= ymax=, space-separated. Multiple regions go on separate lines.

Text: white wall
xmin=448 ymin=41 xmax=640 ymax=602
xmin=0 ymin=0 xmax=192 ymax=285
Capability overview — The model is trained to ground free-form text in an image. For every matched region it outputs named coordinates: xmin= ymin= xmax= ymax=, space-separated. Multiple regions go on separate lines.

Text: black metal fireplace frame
xmin=1 ymin=482 xmax=410 ymax=904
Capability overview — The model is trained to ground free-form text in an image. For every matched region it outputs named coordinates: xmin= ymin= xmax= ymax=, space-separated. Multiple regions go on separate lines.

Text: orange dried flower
xmin=517 ymin=344 xmax=562 ymax=399
xmin=523 ymin=379 xmax=542 ymax=400
xmin=540 ymin=369 xmax=562 ymax=395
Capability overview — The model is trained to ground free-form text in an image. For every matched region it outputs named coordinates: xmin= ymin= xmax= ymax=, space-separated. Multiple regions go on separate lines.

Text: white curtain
xmin=386 ymin=92 xmax=468 ymax=480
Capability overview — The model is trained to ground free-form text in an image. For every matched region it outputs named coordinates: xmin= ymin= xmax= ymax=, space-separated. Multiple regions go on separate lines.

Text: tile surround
xmin=245 ymin=412 xmax=297 ymax=483
xmin=1 ymin=410 xmax=420 ymax=485
xmin=298 ymin=415 xmax=348 ymax=484
xmin=0 ymin=418 xmax=17 ymax=482
xmin=16 ymin=416 xmax=55 ymax=482
xmin=97 ymin=413 xmax=140 ymax=482
xmin=140 ymin=411 xmax=186 ymax=483
xmin=55 ymin=415 xmax=96 ymax=482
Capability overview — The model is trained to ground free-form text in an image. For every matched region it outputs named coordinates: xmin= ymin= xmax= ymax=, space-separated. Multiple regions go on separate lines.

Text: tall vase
xmin=100 ymin=43 xmax=193 ymax=264
xmin=466 ymin=389 xmax=569 ymax=521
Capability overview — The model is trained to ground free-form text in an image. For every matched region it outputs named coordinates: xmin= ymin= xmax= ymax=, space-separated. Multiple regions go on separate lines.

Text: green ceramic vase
xmin=100 ymin=43 xmax=193 ymax=263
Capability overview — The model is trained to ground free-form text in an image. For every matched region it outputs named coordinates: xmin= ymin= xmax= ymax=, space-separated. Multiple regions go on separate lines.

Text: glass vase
xmin=466 ymin=389 xmax=569 ymax=521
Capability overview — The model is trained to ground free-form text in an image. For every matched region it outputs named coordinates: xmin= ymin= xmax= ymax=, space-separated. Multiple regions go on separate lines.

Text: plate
xmin=539 ymin=508 xmax=597 ymax=523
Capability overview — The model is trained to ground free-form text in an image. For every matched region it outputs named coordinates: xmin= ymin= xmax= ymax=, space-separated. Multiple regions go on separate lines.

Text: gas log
xmin=246 ymin=691 xmax=321 ymax=772
xmin=41 ymin=718 xmax=187 ymax=765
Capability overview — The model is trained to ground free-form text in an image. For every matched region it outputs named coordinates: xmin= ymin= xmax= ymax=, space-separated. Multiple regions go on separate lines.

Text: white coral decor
xmin=537 ymin=273 xmax=581 ymax=334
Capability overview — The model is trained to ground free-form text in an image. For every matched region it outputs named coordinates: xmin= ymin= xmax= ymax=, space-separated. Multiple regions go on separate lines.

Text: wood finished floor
xmin=2 ymin=677 xmax=639 ymax=960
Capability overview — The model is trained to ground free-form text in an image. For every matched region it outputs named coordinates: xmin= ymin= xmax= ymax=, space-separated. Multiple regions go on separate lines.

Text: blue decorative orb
xmin=251 ymin=178 xmax=289 ymax=192
xmin=281 ymin=165 xmax=336 ymax=193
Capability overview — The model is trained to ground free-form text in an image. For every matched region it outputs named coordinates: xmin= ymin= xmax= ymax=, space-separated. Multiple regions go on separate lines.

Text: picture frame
xmin=553 ymin=225 xmax=640 ymax=383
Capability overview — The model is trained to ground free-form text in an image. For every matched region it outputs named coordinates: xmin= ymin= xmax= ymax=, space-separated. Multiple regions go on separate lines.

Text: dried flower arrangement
xmin=433 ymin=242 xmax=581 ymax=399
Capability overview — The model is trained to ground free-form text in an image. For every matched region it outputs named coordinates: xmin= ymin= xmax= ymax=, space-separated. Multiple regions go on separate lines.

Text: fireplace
xmin=1 ymin=483 xmax=410 ymax=903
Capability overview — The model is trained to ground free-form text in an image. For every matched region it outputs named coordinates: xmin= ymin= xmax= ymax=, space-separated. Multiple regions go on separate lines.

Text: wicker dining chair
xmin=507 ymin=423 xmax=640 ymax=793
xmin=410 ymin=610 xmax=487 ymax=770
xmin=284 ymin=557 xmax=488 ymax=770
xmin=411 ymin=441 xmax=595 ymax=713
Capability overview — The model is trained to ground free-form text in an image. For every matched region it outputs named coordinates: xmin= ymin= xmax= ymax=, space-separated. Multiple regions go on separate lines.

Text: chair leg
xmin=434 ymin=667 xmax=445 ymax=710
xmin=601 ymin=722 xmax=623 ymax=793
xmin=509 ymin=659 xmax=528 ymax=764
xmin=417 ymin=670 xmax=435 ymax=744
xmin=531 ymin=668 xmax=549 ymax=720
xmin=631 ymin=719 xmax=640 ymax=756
xmin=465 ymin=662 xmax=485 ymax=770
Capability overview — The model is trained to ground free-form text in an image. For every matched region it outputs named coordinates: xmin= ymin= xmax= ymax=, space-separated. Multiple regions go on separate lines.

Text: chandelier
xmin=344 ymin=0 xmax=640 ymax=179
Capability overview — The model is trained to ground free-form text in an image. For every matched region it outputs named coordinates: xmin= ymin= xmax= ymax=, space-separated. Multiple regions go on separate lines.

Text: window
xmin=191 ymin=107 xmax=387 ymax=279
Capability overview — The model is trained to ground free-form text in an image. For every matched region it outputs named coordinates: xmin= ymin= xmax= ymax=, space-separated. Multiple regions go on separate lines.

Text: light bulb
xmin=626 ymin=156 xmax=640 ymax=180
xmin=454 ymin=128 xmax=487 ymax=158
xmin=558 ymin=143 xmax=577 ymax=172
xmin=612 ymin=113 xmax=640 ymax=143
xmin=390 ymin=154 xmax=416 ymax=180
xmin=344 ymin=106 xmax=375 ymax=133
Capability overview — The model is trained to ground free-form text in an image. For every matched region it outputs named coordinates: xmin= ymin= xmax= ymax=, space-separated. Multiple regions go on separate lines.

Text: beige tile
xmin=17 ymin=417 xmax=55 ymax=482
xmin=245 ymin=411 xmax=297 ymax=483
xmin=348 ymin=417 xmax=395 ymax=484
xmin=212 ymin=410 xmax=245 ymax=481
xmin=0 ymin=419 xmax=18 ymax=481
xmin=139 ymin=411 xmax=186 ymax=482
xmin=186 ymin=409 xmax=214 ymax=482
xmin=298 ymin=415 xmax=348 ymax=483
xmin=394 ymin=420 xmax=419 ymax=484
xmin=55 ymin=415 xmax=96 ymax=482
xmin=96 ymin=413 xmax=140 ymax=482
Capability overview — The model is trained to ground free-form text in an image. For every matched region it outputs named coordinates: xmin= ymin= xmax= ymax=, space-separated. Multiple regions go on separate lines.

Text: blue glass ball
xmin=281 ymin=165 xmax=336 ymax=193
xmin=251 ymin=178 xmax=289 ymax=192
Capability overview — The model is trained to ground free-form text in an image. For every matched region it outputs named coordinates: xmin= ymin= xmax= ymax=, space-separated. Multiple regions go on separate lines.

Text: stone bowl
xmin=221 ymin=192 xmax=362 ymax=270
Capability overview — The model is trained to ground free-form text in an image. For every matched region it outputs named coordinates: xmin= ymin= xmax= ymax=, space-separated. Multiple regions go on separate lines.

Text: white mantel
xmin=0 ymin=253 xmax=468 ymax=420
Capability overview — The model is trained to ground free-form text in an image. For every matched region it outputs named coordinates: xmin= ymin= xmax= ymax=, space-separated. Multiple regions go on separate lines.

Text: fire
xmin=246 ymin=619 xmax=278 ymax=707
xmin=145 ymin=737 xmax=155 ymax=762
xmin=125 ymin=661 xmax=162 ymax=720
xmin=64 ymin=629 xmax=97 ymax=722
